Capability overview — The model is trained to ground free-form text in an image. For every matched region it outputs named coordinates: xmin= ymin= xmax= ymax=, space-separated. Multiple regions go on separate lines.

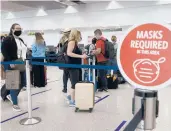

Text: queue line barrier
xmin=0 ymin=58 xmax=118 ymax=126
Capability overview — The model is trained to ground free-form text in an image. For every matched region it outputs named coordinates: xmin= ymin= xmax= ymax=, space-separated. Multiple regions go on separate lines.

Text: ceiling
xmin=0 ymin=0 xmax=104 ymax=13
xmin=1 ymin=0 xmax=170 ymax=13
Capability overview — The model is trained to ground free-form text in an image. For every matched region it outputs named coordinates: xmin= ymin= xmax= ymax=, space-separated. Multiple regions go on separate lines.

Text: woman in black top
xmin=1 ymin=23 xmax=26 ymax=112
xmin=66 ymin=29 xmax=87 ymax=107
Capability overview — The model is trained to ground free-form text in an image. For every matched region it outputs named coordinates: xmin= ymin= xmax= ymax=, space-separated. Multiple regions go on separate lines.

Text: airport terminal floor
xmin=1 ymin=67 xmax=171 ymax=131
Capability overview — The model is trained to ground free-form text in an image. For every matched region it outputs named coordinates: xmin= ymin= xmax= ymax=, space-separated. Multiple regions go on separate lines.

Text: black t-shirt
xmin=68 ymin=43 xmax=82 ymax=65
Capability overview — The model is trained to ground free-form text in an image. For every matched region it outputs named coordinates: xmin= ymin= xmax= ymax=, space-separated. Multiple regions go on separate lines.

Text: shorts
xmin=68 ymin=69 xmax=80 ymax=89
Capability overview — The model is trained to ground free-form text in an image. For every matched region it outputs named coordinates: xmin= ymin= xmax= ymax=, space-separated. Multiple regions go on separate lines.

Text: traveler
xmin=31 ymin=32 xmax=46 ymax=87
xmin=66 ymin=29 xmax=87 ymax=107
xmin=1 ymin=23 xmax=26 ymax=111
xmin=84 ymin=37 xmax=96 ymax=55
xmin=58 ymin=28 xmax=71 ymax=93
xmin=107 ymin=35 xmax=118 ymax=74
xmin=92 ymin=29 xmax=108 ymax=92
xmin=111 ymin=35 xmax=118 ymax=60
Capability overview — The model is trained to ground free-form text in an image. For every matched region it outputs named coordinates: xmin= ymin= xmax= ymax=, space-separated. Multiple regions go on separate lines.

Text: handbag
xmin=56 ymin=53 xmax=69 ymax=70
xmin=5 ymin=70 xmax=21 ymax=90
xmin=14 ymin=58 xmax=25 ymax=72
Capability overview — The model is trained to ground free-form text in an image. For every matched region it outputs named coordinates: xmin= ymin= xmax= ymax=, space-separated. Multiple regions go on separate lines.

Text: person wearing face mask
xmin=1 ymin=23 xmax=27 ymax=112
xmin=66 ymin=29 xmax=88 ymax=107
xmin=92 ymin=29 xmax=108 ymax=92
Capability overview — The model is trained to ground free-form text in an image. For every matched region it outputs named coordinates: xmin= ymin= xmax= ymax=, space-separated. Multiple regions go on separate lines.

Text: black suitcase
xmin=117 ymin=70 xmax=126 ymax=84
xmin=1 ymin=84 xmax=10 ymax=101
xmin=96 ymin=74 xmax=118 ymax=90
xmin=107 ymin=74 xmax=118 ymax=89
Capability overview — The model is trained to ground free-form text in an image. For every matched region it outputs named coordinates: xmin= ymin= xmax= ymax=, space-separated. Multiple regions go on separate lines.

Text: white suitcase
xmin=75 ymin=82 xmax=94 ymax=113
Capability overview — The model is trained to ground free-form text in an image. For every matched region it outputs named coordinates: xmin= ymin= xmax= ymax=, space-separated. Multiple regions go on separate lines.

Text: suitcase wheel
xmin=89 ymin=108 xmax=93 ymax=113
xmin=75 ymin=108 xmax=79 ymax=112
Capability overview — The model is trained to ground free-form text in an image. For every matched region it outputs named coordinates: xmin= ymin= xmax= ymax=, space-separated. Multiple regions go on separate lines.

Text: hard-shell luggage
xmin=1 ymin=84 xmax=10 ymax=101
xmin=75 ymin=55 xmax=96 ymax=113
xmin=75 ymin=82 xmax=94 ymax=113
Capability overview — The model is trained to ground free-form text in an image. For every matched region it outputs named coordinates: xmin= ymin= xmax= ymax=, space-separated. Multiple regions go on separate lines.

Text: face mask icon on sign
xmin=133 ymin=57 xmax=166 ymax=84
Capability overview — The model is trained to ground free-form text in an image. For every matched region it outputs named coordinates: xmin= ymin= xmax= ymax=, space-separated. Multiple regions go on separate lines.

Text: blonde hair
xmin=59 ymin=31 xmax=70 ymax=45
xmin=35 ymin=32 xmax=44 ymax=44
xmin=68 ymin=29 xmax=81 ymax=43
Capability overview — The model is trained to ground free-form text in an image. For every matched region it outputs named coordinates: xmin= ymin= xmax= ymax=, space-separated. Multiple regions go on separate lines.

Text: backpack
xmin=102 ymin=40 xmax=115 ymax=59
xmin=56 ymin=41 xmax=69 ymax=70
xmin=59 ymin=41 xmax=68 ymax=54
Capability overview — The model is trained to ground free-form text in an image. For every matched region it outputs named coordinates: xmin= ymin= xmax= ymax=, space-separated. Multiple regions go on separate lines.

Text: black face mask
xmin=14 ymin=30 xmax=22 ymax=36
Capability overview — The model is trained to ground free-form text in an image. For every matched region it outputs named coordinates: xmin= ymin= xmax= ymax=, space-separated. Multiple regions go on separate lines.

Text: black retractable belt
xmin=123 ymin=102 xmax=144 ymax=131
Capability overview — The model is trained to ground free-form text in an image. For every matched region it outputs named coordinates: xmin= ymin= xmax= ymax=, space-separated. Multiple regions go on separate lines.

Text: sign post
xmin=117 ymin=23 xmax=171 ymax=130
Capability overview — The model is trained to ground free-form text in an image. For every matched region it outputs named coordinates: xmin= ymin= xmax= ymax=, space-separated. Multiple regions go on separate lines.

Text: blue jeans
xmin=107 ymin=59 xmax=117 ymax=74
xmin=4 ymin=65 xmax=26 ymax=105
xmin=97 ymin=62 xmax=108 ymax=89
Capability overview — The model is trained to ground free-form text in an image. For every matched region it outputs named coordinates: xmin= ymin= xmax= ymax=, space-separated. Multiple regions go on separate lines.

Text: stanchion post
xmin=20 ymin=59 xmax=41 ymax=125
xmin=82 ymin=59 xmax=84 ymax=81
xmin=124 ymin=89 xmax=159 ymax=131
xmin=92 ymin=56 xmax=96 ymax=85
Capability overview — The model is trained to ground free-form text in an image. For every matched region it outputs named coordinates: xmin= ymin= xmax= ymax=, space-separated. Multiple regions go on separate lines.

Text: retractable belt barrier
xmin=1 ymin=57 xmax=119 ymax=71
xmin=1 ymin=57 xmax=118 ymax=126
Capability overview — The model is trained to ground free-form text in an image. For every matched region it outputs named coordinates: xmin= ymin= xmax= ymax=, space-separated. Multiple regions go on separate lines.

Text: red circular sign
xmin=117 ymin=23 xmax=171 ymax=90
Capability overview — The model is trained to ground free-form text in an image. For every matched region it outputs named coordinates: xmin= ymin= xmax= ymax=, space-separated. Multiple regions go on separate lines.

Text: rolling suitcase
xmin=75 ymin=82 xmax=94 ymax=113
xmin=75 ymin=55 xmax=96 ymax=113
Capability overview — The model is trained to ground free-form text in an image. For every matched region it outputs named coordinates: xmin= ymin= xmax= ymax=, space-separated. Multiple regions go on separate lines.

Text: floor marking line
xmin=95 ymin=95 xmax=110 ymax=104
xmin=31 ymin=89 xmax=52 ymax=96
xmin=47 ymin=80 xmax=60 ymax=83
xmin=0 ymin=107 xmax=39 ymax=124
xmin=114 ymin=121 xmax=127 ymax=131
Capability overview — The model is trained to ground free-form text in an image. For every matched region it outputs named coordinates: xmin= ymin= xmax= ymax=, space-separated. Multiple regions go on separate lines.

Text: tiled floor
xmin=1 ymin=67 xmax=171 ymax=131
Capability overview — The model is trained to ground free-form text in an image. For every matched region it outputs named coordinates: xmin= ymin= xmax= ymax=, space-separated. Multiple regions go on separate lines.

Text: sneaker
xmin=65 ymin=95 xmax=71 ymax=104
xmin=13 ymin=105 xmax=22 ymax=112
xmin=98 ymin=89 xmax=103 ymax=92
xmin=67 ymin=95 xmax=71 ymax=102
xmin=62 ymin=89 xmax=67 ymax=93
xmin=103 ymin=88 xmax=108 ymax=92
xmin=22 ymin=87 xmax=27 ymax=91
xmin=6 ymin=95 xmax=13 ymax=104
xmin=69 ymin=100 xmax=75 ymax=107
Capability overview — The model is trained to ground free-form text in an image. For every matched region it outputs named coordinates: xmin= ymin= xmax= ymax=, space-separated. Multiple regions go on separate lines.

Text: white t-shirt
xmin=15 ymin=38 xmax=27 ymax=60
